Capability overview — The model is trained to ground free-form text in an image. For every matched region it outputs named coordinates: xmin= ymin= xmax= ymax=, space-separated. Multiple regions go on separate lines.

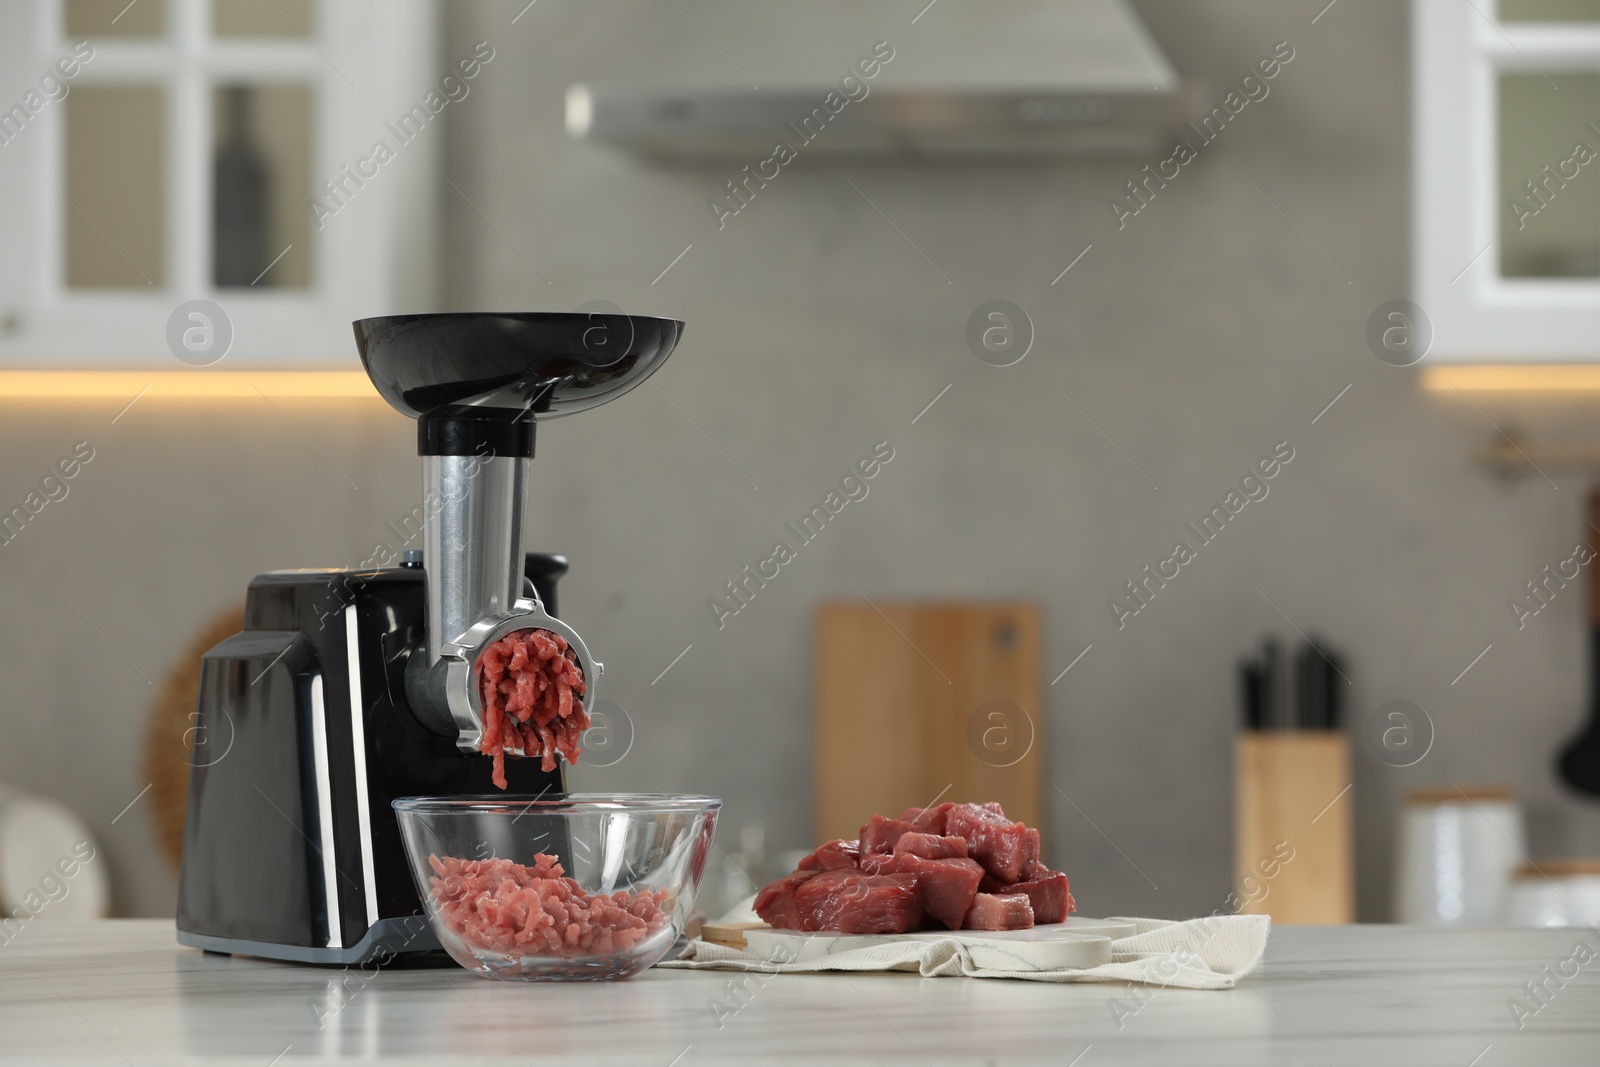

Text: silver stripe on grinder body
xmin=309 ymin=674 xmax=343 ymax=949
xmin=346 ymin=604 xmax=379 ymax=929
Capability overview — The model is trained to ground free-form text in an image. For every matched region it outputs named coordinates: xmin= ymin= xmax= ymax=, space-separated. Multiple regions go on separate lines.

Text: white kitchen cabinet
xmin=0 ymin=0 xmax=439 ymax=366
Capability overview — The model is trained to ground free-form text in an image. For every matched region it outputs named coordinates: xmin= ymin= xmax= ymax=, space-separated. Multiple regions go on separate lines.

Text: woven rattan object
xmin=143 ymin=605 xmax=245 ymax=869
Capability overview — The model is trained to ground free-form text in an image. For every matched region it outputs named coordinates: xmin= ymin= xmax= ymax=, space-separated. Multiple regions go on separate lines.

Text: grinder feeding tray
xmin=175 ymin=312 xmax=683 ymax=965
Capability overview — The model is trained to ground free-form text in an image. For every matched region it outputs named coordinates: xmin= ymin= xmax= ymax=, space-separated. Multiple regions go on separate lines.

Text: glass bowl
xmin=393 ymin=793 xmax=720 ymax=981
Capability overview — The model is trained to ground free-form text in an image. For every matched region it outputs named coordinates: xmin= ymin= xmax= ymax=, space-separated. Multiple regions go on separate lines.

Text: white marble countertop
xmin=0 ymin=920 xmax=1596 ymax=1065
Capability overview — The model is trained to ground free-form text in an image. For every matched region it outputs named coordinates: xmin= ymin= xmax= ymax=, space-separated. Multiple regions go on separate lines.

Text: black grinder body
xmin=174 ymin=555 xmax=569 ymax=964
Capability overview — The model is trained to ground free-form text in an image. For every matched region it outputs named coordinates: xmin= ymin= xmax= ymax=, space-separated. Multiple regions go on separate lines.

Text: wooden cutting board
xmin=814 ymin=602 xmax=1042 ymax=843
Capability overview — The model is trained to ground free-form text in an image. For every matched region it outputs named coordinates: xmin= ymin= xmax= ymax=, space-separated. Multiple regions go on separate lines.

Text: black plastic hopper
xmin=354 ymin=312 xmax=685 ymax=457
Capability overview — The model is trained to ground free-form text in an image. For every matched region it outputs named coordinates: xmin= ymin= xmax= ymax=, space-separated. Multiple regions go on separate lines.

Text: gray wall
xmin=6 ymin=0 xmax=1598 ymax=922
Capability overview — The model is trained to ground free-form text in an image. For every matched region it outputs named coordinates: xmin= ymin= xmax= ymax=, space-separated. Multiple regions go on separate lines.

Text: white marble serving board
xmin=741 ymin=917 xmax=1131 ymax=972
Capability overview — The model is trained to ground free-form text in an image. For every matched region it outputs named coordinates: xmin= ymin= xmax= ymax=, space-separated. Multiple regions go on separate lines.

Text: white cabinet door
xmin=1416 ymin=0 xmax=1600 ymax=362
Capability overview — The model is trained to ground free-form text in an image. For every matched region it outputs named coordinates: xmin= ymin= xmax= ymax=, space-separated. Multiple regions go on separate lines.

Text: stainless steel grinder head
xmin=352 ymin=311 xmax=685 ymax=752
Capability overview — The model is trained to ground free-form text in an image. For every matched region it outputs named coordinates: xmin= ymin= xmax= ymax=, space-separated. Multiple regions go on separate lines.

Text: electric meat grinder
xmin=176 ymin=312 xmax=683 ymax=963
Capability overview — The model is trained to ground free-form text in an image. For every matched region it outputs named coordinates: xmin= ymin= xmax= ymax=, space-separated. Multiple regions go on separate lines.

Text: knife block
xmin=1234 ymin=732 xmax=1353 ymax=923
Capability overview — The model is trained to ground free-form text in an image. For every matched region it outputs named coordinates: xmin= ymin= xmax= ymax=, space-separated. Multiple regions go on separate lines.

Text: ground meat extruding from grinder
xmin=477 ymin=629 xmax=589 ymax=789
xmin=428 ymin=854 xmax=668 ymax=958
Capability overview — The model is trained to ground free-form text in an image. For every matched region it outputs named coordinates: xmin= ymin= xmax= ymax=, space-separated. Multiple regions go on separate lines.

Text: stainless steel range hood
xmin=565 ymin=0 xmax=1201 ymax=162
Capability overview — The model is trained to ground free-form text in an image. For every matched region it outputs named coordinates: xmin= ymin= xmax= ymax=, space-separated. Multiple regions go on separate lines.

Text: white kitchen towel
xmin=659 ymin=914 xmax=1270 ymax=988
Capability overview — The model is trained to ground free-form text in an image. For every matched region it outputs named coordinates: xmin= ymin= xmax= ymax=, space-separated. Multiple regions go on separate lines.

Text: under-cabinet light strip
xmin=1422 ymin=365 xmax=1600 ymax=393
xmin=0 ymin=371 xmax=380 ymax=398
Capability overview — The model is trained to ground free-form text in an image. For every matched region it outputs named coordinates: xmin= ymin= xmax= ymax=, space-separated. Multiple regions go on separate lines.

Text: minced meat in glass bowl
xmin=393 ymin=794 xmax=720 ymax=981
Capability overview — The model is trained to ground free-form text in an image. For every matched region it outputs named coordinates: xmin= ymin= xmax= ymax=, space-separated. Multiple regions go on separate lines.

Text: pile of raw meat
xmin=428 ymin=854 xmax=668 ymax=958
xmin=754 ymin=802 xmax=1073 ymax=934
xmin=477 ymin=628 xmax=589 ymax=789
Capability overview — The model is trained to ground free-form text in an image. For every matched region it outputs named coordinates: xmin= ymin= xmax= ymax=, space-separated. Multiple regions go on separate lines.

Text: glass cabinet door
xmin=60 ymin=0 xmax=316 ymax=293
xmin=64 ymin=0 xmax=167 ymax=39
xmin=64 ymin=85 xmax=166 ymax=288
xmin=1497 ymin=72 xmax=1600 ymax=279
xmin=210 ymin=83 xmax=313 ymax=289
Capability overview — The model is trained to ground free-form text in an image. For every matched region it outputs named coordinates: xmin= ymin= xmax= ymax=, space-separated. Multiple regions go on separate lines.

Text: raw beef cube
xmin=753 ymin=869 xmax=817 ymax=930
xmin=945 ymin=802 xmax=1006 ymax=828
xmin=892 ymin=832 xmax=968 ymax=860
xmin=794 ymin=871 xmax=923 ymax=934
xmin=964 ymin=892 xmax=1035 ymax=931
xmin=898 ymin=802 xmax=956 ymax=835
xmin=837 ymin=874 xmax=923 ymax=934
xmin=859 ymin=815 xmax=916 ymax=855
xmin=981 ymin=870 xmax=1074 ymax=924
xmin=859 ymin=852 xmax=897 ymax=875
xmin=790 ymin=869 xmax=856 ymax=930
xmin=891 ymin=853 xmax=984 ymax=930
xmin=946 ymin=804 xmax=1038 ymax=884
xmin=1020 ymin=828 xmax=1042 ymax=879
xmin=798 ymin=839 xmax=861 ymax=872
xmin=926 ymin=801 xmax=1004 ymax=823
xmin=1017 ymin=828 xmax=1041 ymax=880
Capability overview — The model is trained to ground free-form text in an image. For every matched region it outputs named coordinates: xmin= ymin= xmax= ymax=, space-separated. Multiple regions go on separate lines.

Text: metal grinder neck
xmin=418 ymin=412 xmax=536 ymax=666
xmin=423 ymin=452 xmax=529 ymax=663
